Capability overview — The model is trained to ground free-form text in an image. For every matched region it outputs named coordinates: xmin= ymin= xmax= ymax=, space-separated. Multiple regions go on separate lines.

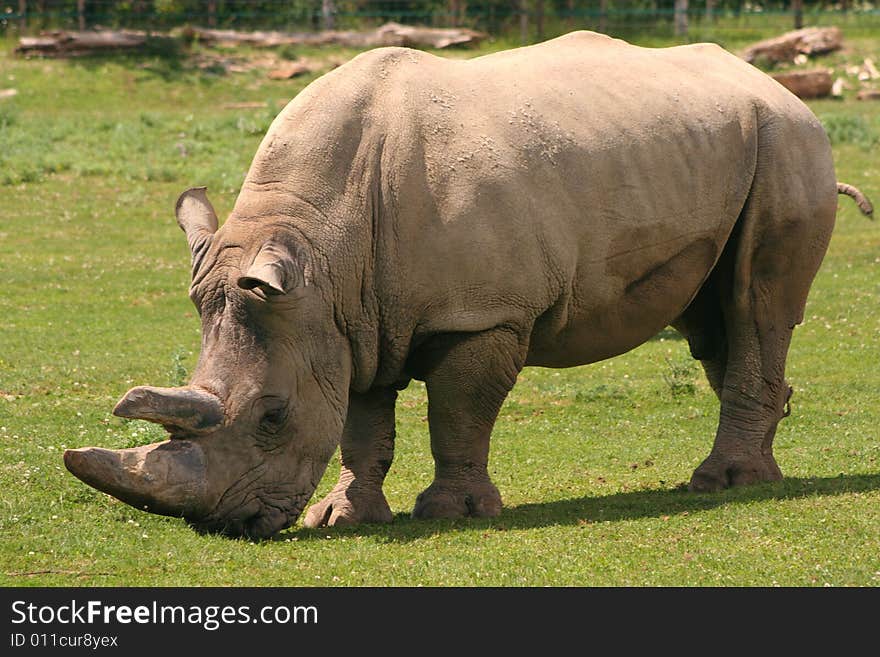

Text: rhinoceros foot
xmin=412 ymin=478 xmax=502 ymax=520
xmin=303 ymin=482 xmax=392 ymax=528
xmin=688 ymin=451 xmax=783 ymax=492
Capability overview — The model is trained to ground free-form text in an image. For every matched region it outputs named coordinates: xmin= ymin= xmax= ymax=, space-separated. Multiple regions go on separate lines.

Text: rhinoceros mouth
xmin=189 ymin=483 xmax=312 ymax=540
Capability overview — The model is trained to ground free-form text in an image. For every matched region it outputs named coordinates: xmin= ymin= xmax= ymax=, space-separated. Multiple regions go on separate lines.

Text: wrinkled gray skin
xmin=64 ymin=32 xmax=872 ymax=538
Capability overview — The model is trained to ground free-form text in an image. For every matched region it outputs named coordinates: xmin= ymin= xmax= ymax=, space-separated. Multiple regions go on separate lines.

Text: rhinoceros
xmin=64 ymin=32 xmax=872 ymax=538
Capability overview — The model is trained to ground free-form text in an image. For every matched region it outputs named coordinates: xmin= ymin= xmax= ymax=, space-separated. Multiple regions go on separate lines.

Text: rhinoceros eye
xmin=258 ymin=405 xmax=288 ymax=435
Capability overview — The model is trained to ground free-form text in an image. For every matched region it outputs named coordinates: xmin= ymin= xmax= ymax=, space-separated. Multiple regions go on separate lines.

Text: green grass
xmin=1 ymin=24 xmax=879 ymax=587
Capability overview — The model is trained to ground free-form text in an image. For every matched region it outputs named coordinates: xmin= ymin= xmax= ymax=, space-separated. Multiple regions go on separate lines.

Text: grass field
xmin=0 ymin=22 xmax=878 ymax=586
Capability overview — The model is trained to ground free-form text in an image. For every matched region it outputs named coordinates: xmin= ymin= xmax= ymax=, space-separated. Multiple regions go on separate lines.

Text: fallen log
xmin=15 ymin=30 xmax=170 ymax=57
xmin=369 ymin=22 xmax=487 ymax=49
xmin=183 ymin=22 xmax=486 ymax=50
xmin=857 ymin=89 xmax=880 ymax=101
xmin=772 ymin=68 xmax=833 ymax=99
xmin=180 ymin=26 xmax=321 ymax=48
xmin=742 ymin=26 xmax=843 ymax=65
xmin=16 ymin=22 xmax=486 ymax=58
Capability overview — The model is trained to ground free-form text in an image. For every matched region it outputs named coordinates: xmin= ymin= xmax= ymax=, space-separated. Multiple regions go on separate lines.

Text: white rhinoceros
xmin=64 ymin=32 xmax=872 ymax=538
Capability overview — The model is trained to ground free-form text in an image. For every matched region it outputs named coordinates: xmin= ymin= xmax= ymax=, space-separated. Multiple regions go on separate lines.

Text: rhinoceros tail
xmin=837 ymin=182 xmax=874 ymax=217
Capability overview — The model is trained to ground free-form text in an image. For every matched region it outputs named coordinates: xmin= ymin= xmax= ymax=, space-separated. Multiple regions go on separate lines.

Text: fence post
xmin=77 ymin=0 xmax=85 ymax=30
xmin=207 ymin=0 xmax=217 ymax=27
xmin=535 ymin=0 xmax=544 ymax=41
xmin=519 ymin=0 xmax=528 ymax=45
xmin=674 ymin=0 xmax=688 ymax=37
xmin=323 ymin=0 xmax=336 ymax=30
xmin=18 ymin=0 xmax=27 ymax=31
xmin=599 ymin=0 xmax=607 ymax=34
xmin=706 ymin=0 xmax=715 ymax=23
xmin=792 ymin=0 xmax=803 ymax=29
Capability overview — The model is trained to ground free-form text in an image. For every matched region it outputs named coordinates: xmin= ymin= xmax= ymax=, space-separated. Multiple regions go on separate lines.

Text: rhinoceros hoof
xmin=302 ymin=484 xmax=392 ymax=528
xmin=689 ymin=453 xmax=783 ymax=492
xmin=412 ymin=479 xmax=502 ymax=520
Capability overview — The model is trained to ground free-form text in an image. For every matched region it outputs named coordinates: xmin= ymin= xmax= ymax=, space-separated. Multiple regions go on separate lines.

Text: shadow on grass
xmin=284 ymin=472 xmax=880 ymax=543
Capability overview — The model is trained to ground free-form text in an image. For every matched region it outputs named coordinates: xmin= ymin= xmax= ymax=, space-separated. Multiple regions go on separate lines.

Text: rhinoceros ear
xmin=175 ymin=187 xmax=218 ymax=274
xmin=237 ymin=242 xmax=306 ymax=295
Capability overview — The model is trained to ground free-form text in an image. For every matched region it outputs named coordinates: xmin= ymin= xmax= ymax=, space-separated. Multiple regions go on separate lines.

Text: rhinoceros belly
xmin=525 ymin=230 xmax=720 ymax=367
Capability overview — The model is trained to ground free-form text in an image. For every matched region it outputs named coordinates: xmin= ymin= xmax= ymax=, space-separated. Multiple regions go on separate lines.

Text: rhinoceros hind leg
xmin=408 ymin=327 xmax=526 ymax=520
xmin=672 ymin=270 xmax=728 ymax=400
xmin=303 ymin=388 xmax=396 ymax=528
xmin=687 ymin=291 xmax=794 ymax=491
xmin=671 ymin=244 xmax=784 ymax=492
xmin=689 ymin=451 xmax=783 ymax=492
xmin=688 ymin=179 xmax=835 ymax=492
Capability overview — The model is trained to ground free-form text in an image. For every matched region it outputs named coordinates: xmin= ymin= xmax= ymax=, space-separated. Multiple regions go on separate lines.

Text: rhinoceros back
xmin=235 ymin=32 xmax=833 ymax=370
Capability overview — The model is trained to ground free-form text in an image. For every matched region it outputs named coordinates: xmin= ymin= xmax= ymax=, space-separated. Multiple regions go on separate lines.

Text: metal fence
xmin=2 ymin=1 xmax=880 ymax=41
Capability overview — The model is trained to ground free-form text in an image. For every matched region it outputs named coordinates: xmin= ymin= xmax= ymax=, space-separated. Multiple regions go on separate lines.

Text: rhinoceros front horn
xmin=112 ymin=386 xmax=224 ymax=434
xmin=63 ymin=386 xmax=223 ymax=516
xmin=63 ymin=441 xmax=208 ymax=517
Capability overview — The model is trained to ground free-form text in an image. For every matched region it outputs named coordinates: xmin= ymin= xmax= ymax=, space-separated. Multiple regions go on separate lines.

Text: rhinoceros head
xmin=64 ymin=188 xmax=351 ymax=539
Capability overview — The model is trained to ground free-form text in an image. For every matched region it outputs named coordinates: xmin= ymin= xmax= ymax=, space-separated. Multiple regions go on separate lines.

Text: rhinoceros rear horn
xmin=237 ymin=241 xmax=305 ymax=295
xmin=113 ymin=386 xmax=224 ymax=434
xmin=175 ymin=187 xmax=218 ymax=273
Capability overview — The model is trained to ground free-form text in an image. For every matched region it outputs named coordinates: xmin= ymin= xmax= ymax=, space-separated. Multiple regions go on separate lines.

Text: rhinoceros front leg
xmin=303 ymin=388 xmax=396 ymax=527
xmin=411 ymin=327 xmax=526 ymax=520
